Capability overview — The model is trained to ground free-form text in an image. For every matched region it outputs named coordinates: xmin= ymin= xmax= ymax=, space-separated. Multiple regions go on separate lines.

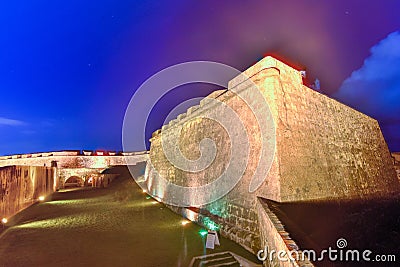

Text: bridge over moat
xmin=0 ymin=150 xmax=148 ymax=220
xmin=0 ymin=150 xmax=148 ymax=169
xmin=0 ymin=150 xmax=148 ymax=188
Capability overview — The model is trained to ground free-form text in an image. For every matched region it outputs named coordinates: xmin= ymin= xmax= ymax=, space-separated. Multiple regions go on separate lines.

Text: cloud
xmin=0 ymin=117 xmax=26 ymax=126
xmin=334 ymin=31 xmax=400 ymax=151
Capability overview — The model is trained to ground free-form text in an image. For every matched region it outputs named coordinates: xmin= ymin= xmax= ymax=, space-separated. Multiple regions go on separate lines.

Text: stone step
xmin=190 ymin=252 xmax=240 ymax=267
xmin=208 ymin=261 xmax=240 ymax=267
xmin=189 ymin=251 xmax=261 ymax=267
xmin=201 ymin=256 xmax=237 ymax=267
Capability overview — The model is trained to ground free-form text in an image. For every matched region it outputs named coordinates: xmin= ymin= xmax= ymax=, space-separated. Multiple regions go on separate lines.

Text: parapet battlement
xmin=152 ymin=56 xmax=377 ymax=141
xmin=0 ymin=150 xmax=148 ymax=161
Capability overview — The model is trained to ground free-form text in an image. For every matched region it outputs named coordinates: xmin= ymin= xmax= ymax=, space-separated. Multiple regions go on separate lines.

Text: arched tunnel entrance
xmin=64 ymin=176 xmax=84 ymax=188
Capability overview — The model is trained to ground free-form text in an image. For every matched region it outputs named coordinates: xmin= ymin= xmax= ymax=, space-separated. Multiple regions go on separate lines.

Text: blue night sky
xmin=0 ymin=1 xmax=399 ymax=155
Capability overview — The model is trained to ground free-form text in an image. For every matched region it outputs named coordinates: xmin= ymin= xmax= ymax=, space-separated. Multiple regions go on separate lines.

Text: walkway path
xmin=0 ymin=165 xmax=259 ymax=267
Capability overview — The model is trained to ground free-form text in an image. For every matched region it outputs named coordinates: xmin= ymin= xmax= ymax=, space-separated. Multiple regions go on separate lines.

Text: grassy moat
xmin=0 ymin=165 xmax=258 ymax=267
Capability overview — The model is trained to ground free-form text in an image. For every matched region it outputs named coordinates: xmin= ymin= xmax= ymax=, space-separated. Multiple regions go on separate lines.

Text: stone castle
xmin=145 ymin=56 xmax=400 ymax=265
xmin=1 ymin=56 xmax=399 ymax=266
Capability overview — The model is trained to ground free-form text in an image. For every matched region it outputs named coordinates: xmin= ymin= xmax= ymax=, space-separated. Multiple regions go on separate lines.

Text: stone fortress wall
xmin=393 ymin=152 xmax=400 ymax=180
xmin=146 ymin=56 xmax=400 ymax=261
xmin=0 ymin=150 xmax=148 ymax=222
xmin=0 ymin=150 xmax=148 ymax=168
xmin=0 ymin=150 xmax=148 ymax=188
xmin=1 ymin=56 xmax=398 ymax=266
xmin=0 ymin=165 xmax=56 ymax=220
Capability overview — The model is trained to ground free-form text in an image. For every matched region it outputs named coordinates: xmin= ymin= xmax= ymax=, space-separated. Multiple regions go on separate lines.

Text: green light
xmin=203 ymin=217 xmax=220 ymax=231
xmin=199 ymin=229 xmax=208 ymax=237
xmin=146 ymin=196 xmax=151 ymax=200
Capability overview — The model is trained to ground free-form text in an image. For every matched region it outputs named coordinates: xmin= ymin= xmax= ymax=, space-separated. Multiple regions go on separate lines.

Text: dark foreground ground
xmin=265 ymin=196 xmax=400 ymax=267
xmin=0 ymin=165 xmax=259 ymax=267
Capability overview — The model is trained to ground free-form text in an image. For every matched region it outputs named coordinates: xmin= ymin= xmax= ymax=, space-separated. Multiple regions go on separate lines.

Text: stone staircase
xmin=188 ymin=251 xmax=262 ymax=267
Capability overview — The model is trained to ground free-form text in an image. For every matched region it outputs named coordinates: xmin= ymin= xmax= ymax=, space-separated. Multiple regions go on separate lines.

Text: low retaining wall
xmin=256 ymin=198 xmax=314 ymax=267
xmin=0 ymin=165 xmax=56 ymax=220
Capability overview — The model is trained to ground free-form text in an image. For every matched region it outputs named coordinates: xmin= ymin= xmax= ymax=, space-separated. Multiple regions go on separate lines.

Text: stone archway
xmin=64 ymin=176 xmax=84 ymax=188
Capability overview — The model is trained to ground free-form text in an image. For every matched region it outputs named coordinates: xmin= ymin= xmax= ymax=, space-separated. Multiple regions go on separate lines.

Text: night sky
xmin=0 ymin=1 xmax=399 ymax=155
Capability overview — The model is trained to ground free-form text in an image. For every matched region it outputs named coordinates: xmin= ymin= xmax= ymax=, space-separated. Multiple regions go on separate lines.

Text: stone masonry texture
xmin=0 ymin=165 xmax=56 ymax=220
xmin=393 ymin=153 xmax=400 ymax=180
xmin=146 ymin=56 xmax=400 ymax=254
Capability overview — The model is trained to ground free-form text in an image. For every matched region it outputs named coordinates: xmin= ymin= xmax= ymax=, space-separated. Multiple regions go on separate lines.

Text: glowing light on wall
xmin=53 ymin=168 xmax=58 ymax=192
xmin=30 ymin=168 xmax=36 ymax=189
xmin=185 ymin=209 xmax=199 ymax=222
xmin=1 ymin=218 xmax=8 ymax=224
xmin=203 ymin=217 xmax=220 ymax=231
xmin=38 ymin=196 xmax=45 ymax=202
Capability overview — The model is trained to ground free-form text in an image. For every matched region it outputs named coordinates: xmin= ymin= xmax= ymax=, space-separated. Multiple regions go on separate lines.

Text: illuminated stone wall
xmin=256 ymin=198 xmax=313 ymax=266
xmin=0 ymin=152 xmax=148 ymax=189
xmin=0 ymin=165 xmax=56 ymax=220
xmin=0 ymin=152 xmax=148 ymax=169
xmin=393 ymin=153 xmax=400 ymax=180
xmin=58 ymin=168 xmax=119 ymax=188
xmin=146 ymin=56 xmax=400 ymax=253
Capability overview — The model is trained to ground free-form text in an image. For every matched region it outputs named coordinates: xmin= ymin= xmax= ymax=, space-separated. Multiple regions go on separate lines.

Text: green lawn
xmin=0 ymin=166 xmax=258 ymax=267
